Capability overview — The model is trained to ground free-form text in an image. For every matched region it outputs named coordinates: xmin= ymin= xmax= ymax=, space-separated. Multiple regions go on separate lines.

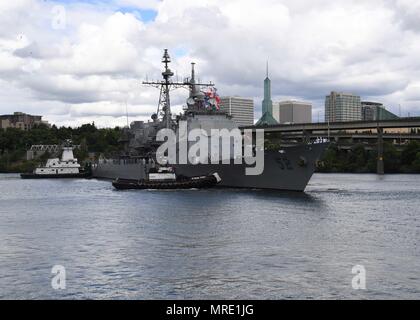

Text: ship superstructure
xmin=21 ymin=140 xmax=90 ymax=179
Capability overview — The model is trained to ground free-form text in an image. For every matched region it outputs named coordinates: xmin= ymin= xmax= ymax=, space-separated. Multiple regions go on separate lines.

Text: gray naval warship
xmin=92 ymin=49 xmax=328 ymax=191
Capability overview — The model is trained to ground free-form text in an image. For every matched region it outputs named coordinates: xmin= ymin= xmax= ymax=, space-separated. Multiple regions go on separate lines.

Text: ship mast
xmin=142 ymin=49 xmax=215 ymax=128
xmin=161 ymin=49 xmax=174 ymax=128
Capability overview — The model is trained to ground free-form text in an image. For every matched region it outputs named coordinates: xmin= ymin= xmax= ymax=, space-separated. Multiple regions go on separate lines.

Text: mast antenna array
xmin=142 ymin=49 xmax=214 ymax=128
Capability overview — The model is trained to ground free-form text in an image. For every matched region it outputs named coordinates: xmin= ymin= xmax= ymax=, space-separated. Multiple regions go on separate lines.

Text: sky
xmin=1 ymin=0 xmax=420 ymax=127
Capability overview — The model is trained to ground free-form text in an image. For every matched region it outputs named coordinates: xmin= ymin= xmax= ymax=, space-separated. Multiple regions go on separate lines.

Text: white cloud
xmin=0 ymin=0 xmax=420 ymax=127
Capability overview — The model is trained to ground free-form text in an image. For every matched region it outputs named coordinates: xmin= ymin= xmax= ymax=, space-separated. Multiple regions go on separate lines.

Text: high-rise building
xmin=256 ymin=62 xmax=278 ymax=126
xmin=361 ymin=101 xmax=399 ymax=121
xmin=273 ymin=100 xmax=312 ymax=124
xmin=0 ymin=112 xmax=50 ymax=131
xmin=325 ymin=91 xmax=362 ymax=122
xmin=219 ymin=97 xmax=254 ymax=127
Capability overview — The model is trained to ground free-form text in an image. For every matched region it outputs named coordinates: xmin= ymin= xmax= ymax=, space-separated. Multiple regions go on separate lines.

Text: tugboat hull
xmin=112 ymin=173 xmax=220 ymax=190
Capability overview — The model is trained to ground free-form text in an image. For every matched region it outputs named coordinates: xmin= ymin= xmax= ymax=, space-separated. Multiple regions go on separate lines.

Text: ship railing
xmin=98 ymin=158 xmax=150 ymax=165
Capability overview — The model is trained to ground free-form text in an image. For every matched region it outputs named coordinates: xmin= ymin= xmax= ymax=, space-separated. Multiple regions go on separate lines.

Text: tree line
xmin=318 ymin=141 xmax=420 ymax=173
xmin=1 ymin=123 xmax=420 ymax=174
xmin=0 ymin=123 xmax=123 ymax=172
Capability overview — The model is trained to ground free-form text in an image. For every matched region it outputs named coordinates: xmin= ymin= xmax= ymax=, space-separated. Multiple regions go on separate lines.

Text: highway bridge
xmin=268 ymin=132 xmax=420 ymax=141
xmin=240 ymin=117 xmax=420 ymax=174
xmin=241 ymin=117 xmax=420 ymax=133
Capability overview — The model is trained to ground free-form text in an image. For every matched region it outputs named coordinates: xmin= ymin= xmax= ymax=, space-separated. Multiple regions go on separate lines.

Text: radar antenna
xmin=142 ymin=49 xmax=214 ymax=128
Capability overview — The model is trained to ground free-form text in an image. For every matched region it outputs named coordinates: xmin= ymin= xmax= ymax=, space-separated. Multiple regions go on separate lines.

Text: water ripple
xmin=0 ymin=173 xmax=419 ymax=299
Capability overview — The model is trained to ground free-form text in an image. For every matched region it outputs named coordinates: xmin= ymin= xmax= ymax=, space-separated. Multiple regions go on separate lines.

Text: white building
xmin=325 ymin=92 xmax=361 ymax=122
xmin=273 ymin=100 xmax=312 ymax=124
xmin=219 ymin=97 xmax=254 ymax=127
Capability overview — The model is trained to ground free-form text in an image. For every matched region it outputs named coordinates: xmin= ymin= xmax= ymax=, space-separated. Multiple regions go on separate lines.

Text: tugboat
xmin=20 ymin=140 xmax=90 ymax=179
xmin=112 ymin=166 xmax=221 ymax=190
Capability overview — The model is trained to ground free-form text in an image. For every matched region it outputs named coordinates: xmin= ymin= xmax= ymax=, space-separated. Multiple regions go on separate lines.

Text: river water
xmin=0 ymin=173 xmax=418 ymax=299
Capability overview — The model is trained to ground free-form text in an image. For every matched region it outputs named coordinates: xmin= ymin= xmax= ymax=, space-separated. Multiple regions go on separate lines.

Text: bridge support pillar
xmin=377 ymin=127 xmax=384 ymax=175
xmin=302 ymin=130 xmax=311 ymax=143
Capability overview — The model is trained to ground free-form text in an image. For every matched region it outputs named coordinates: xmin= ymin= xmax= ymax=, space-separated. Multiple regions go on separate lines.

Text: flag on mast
xmin=203 ymin=87 xmax=221 ymax=110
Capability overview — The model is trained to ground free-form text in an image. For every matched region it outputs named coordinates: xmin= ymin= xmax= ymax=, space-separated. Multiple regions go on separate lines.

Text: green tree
xmin=348 ymin=144 xmax=368 ymax=172
xmin=383 ymin=142 xmax=401 ymax=173
xmin=412 ymin=152 xmax=420 ymax=172
xmin=401 ymin=141 xmax=420 ymax=166
xmin=0 ymin=122 xmax=123 ymax=172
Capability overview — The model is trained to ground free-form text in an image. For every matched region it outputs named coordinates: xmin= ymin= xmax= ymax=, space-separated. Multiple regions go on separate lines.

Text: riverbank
xmin=2 ymin=124 xmax=420 ymax=174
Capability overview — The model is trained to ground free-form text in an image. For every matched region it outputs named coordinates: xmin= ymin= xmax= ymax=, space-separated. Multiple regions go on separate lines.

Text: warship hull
xmin=92 ymin=142 xmax=327 ymax=191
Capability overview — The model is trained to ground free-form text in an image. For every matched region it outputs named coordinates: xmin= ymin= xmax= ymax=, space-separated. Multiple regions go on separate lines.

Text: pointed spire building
xmin=256 ymin=61 xmax=278 ymax=126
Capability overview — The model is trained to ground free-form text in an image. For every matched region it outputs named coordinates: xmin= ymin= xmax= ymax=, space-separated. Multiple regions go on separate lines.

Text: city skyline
xmin=1 ymin=0 xmax=420 ymax=127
